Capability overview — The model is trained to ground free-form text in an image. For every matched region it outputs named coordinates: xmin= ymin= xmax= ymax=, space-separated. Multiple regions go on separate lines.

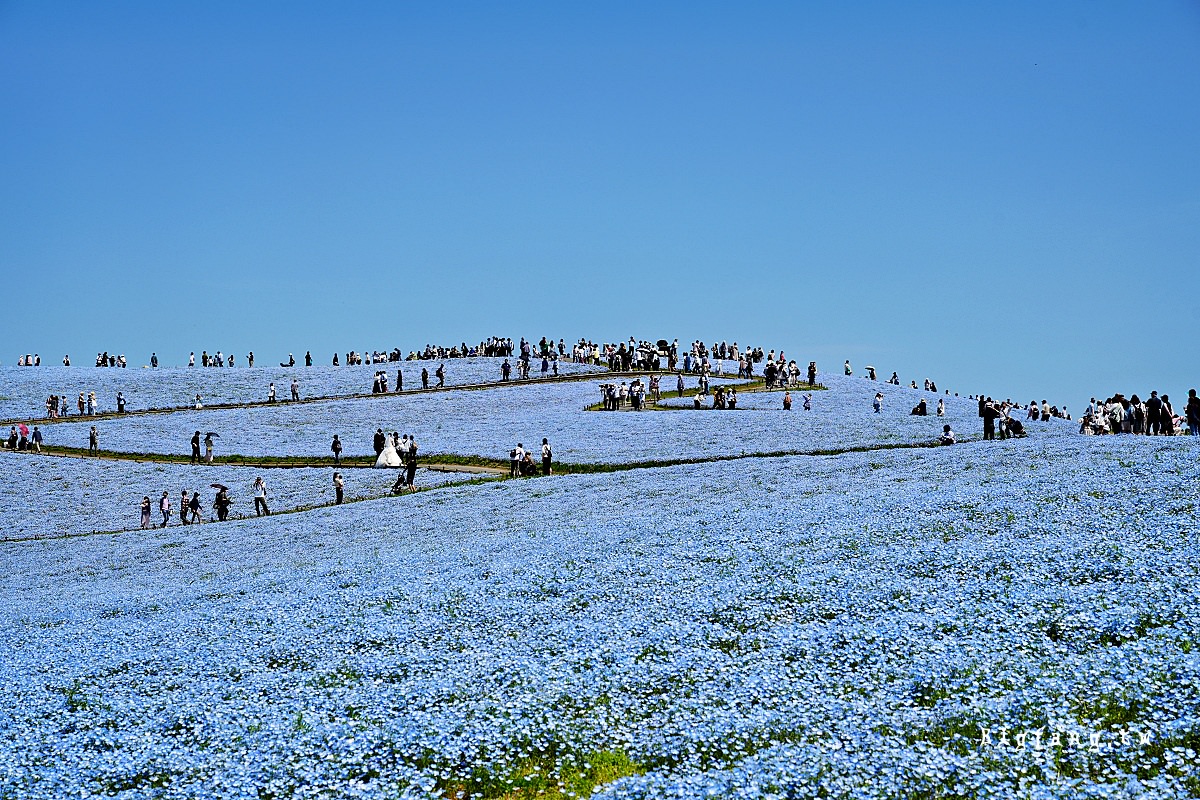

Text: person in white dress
xmin=374 ymin=433 xmax=402 ymax=468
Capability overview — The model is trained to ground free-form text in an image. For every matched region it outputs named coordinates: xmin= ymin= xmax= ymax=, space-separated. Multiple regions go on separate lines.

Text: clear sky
xmin=2 ymin=1 xmax=1198 ymax=409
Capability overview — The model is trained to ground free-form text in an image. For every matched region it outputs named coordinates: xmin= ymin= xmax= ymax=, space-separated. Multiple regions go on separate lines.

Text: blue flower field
xmin=1 ymin=365 xmax=1197 ymax=799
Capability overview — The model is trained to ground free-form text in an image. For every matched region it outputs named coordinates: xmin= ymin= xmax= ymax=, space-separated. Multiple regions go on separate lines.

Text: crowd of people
xmin=39 ymin=391 xmax=123 ymax=418
xmin=138 ymin=479 xmax=264 ymax=528
xmin=1078 ymin=390 xmax=1200 ymax=436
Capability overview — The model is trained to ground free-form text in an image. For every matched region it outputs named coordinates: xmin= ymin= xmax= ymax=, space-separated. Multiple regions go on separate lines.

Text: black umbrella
xmin=210 ymin=483 xmax=229 ymax=491
xmin=205 ymin=432 xmax=220 ymax=438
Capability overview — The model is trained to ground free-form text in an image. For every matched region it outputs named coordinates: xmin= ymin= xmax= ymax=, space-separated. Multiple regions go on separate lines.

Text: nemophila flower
xmin=1 ymin=372 xmax=1198 ymax=798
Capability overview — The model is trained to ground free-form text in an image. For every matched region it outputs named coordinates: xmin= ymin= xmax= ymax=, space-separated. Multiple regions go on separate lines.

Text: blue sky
xmin=2 ymin=1 xmax=1198 ymax=409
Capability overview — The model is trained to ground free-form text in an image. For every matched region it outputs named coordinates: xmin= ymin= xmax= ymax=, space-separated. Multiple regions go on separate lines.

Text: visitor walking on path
xmin=333 ymin=472 xmax=344 ymax=504
xmin=213 ymin=487 xmax=231 ymax=521
xmin=436 ymin=364 xmax=445 ymax=387
xmin=204 ymin=433 xmax=215 ymax=465
xmin=291 ymin=379 xmax=300 ymax=401
xmin=159 ymin=491 xmax=171 ymax=528
xmin=140 ymin=496 xmax=152 ymax=529
xmin=541 ymin=438 xmax=553 ymax=475
xmin=31 ymin=426 xmax=42 ymax=453
xmin=88 ymin=426 xmax=99 ymax=455
xmin=331 ymin=435 xmax=343 ymax=464
xmin=268 ymin=383 xmax=277 ymax=403
xmin=191 ymin=431 xmax=201 ymax=463
xmin=180 ymin=491 xmax=189 ymax=525
xmin=188 ymin=491 xmax=202 ymax=523
xmin=253 ymin=477 xmax=270 ymax=516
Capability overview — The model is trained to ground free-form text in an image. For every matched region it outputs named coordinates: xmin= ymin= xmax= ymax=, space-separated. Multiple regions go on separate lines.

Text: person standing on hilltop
xmin=305 ymin=351 xmax=312 ymax=367
xmin=844 ymin=360 xmax=852 ymax=376
xmin=1186 ymin=389 xmax=1200 ymax=436
xmin=436 ymin=364 xmax=445 ymax=388
xmin=421 ymin=367 xmax=430 ymax=389
xmin=291 ymin=379 xmax=300 ymax=402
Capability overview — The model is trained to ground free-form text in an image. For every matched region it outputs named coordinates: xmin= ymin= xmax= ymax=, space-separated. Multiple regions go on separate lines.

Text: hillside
xmin=2 ymin=362 xmax=1198 ymax=799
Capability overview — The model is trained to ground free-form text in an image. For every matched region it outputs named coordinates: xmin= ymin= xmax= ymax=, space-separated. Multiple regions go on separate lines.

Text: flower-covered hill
xmin=0 ymin=359 xmax=602 ymax=419
xmin=38 ymin=371 xmax=1072 ymax=465
xmin=2 ymin=433 xmax=1198 ymax=799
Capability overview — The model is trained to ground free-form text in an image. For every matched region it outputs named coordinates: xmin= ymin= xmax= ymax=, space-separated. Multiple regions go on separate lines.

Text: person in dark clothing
xmin=191 ymin=431 xmax=202 ymax=464
xmin=305 ymin=351 xmax=313 ymax=367
xmin=910 ymin=399 xmax=928 ymax=416
xmin=373 ymin=428 xmax=386 ymax=457
xmin=396 ymin=370 xmax=403 ymax=392
xmin=405 ymin=439 xmax=418 ymax=492
xmin=541 ymin=438 xmax=552 ymax=475
xmin=435 ymin=364 xmax=445 ymax=387
xmin=421 ymin=368 xmax=430 ymax=389
xmin=1145 ymin=391 xmax=1163 ymax=435
xmin=982 ymin=403 xmax=1000 ymax=441
xmin=214 ymin=488 xmax=231 ymax=521
xmin=1187 ymin=389 xmax=1200 ymax=436
xmin=331 ymin=434 xmax=343 ymax=464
